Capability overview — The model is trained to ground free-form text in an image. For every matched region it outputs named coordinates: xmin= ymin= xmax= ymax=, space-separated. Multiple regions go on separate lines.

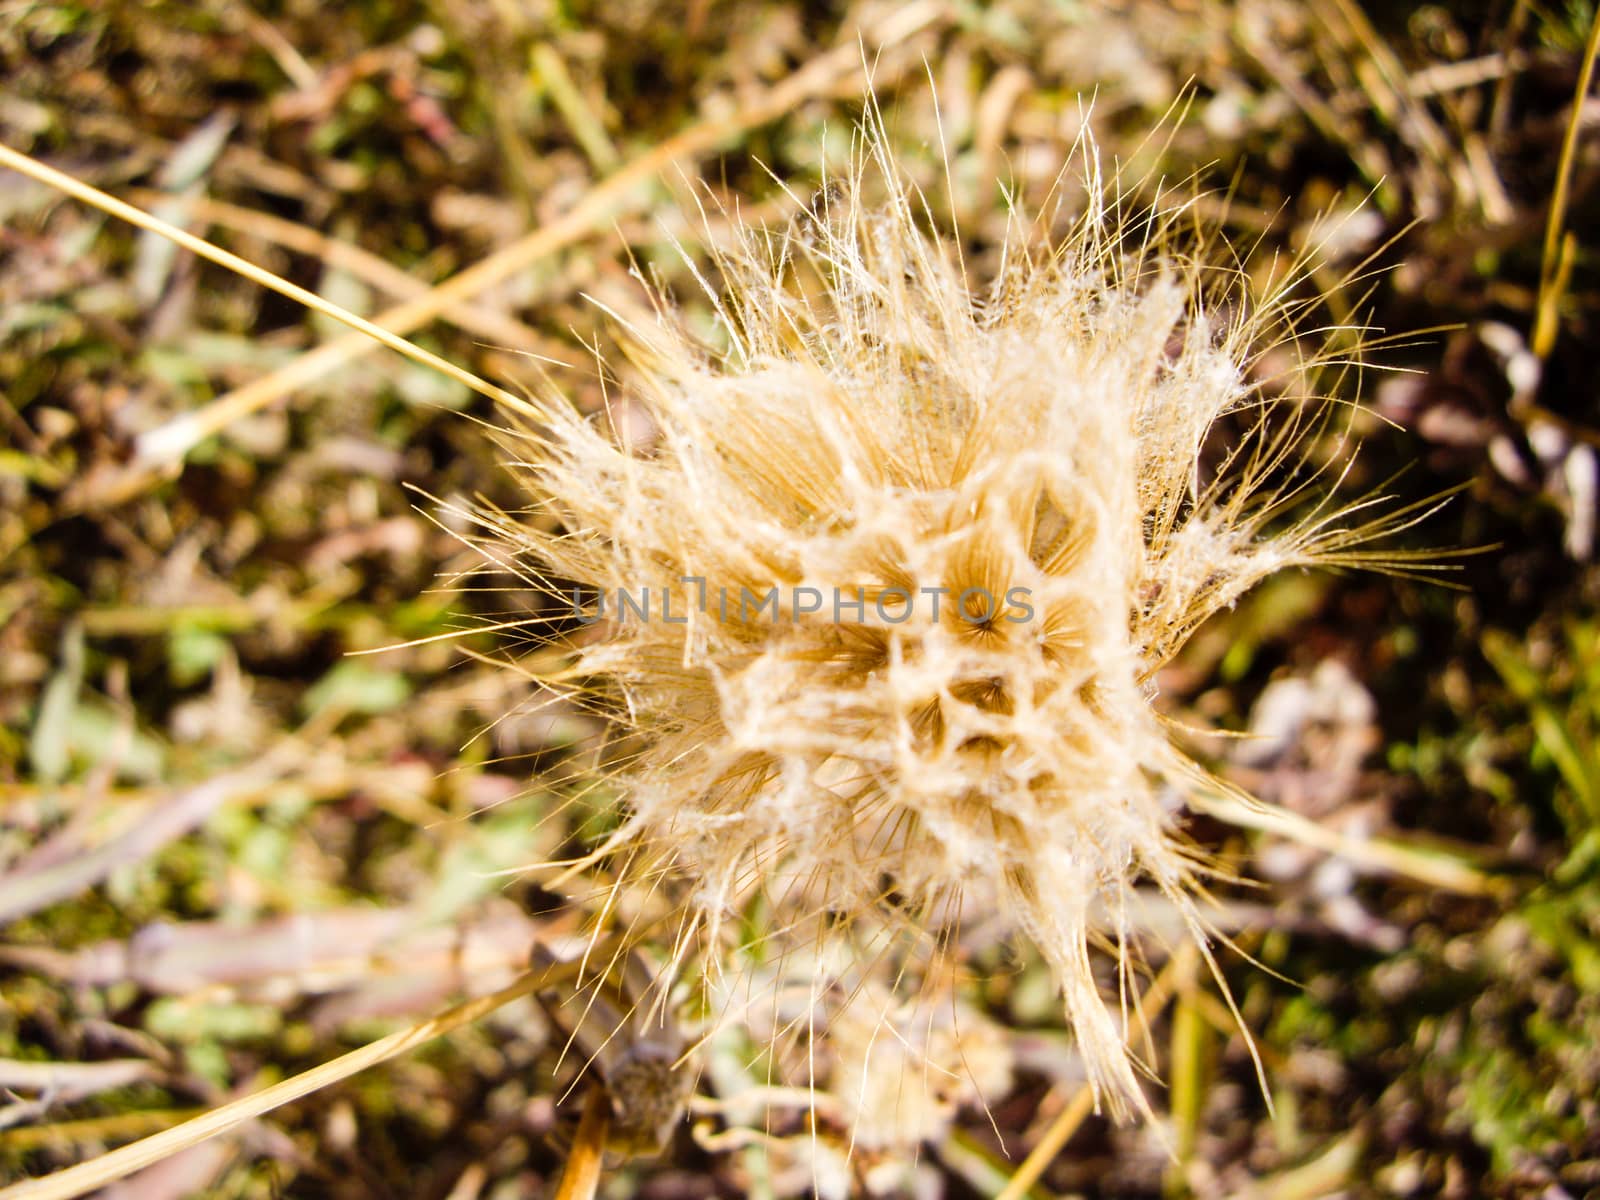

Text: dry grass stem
xmin=0 ymin=966 xmax=565 ymax=1200
xmin=994 ymin=945 xmax=1191 ymax=1200
xmin=51 ymin=0 xmax=946 ymax=510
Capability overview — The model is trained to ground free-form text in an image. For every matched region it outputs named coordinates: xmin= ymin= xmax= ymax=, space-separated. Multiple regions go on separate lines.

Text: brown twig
xmin=0 ymin=762 xmax=291 ymax=926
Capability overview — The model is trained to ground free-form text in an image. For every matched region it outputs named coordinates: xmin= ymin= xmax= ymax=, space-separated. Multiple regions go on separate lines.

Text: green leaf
xmin=302 ymin=660 xmax=411 ymax=717
xmin=168 ymin=624 xmax=230 ymax=687
xmin=1483 ymin=629 xmax=1600 ymax=827
xmin=29 ymin=623 xmax=85 ymax=784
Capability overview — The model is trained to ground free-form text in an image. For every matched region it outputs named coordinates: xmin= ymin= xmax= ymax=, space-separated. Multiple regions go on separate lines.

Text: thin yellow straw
xmin=0 ymin=971 xmax=544 ymax=1200
xmin=0 ymin=142 xmax=528 ymax=417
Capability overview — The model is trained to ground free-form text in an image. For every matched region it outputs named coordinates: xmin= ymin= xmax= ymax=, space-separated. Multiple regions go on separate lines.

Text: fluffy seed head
xmin=478 ymin=127 xmax=1412 ymax=1118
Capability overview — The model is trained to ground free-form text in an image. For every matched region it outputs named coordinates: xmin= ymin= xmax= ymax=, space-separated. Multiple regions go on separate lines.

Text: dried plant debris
xmin=2 ymin=1 xmax=1599 ymax=1197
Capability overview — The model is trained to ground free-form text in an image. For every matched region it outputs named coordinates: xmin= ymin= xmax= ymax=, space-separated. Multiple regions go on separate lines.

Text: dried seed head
xmin=476 ymin=123 xmax=1421 ymax=1121
xmin=826 ymin=978 xmax=1014 ymax=1152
